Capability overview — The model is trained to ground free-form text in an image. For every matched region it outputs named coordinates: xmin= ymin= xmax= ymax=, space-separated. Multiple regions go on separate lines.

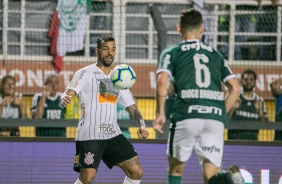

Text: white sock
xmin=123 ymin=176 xmax=141 ymax=184
xmin=74 ymin=178 xmax=83 ymax=184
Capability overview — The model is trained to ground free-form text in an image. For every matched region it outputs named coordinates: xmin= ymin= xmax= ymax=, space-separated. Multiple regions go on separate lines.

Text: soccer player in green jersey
xmin=153 ymin=8 xmax=244 ymax=184
xmin=228 ymin=69 xmax=268 ymax=140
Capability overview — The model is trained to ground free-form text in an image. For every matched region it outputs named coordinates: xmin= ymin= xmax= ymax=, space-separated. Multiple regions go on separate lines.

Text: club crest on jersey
xmin=84 ymin=152 xmax=94 ymax=165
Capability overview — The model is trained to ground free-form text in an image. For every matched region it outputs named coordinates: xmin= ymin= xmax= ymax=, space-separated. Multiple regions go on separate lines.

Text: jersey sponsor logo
xmin=1 ymin=106 xmax=20 ymax=118
xmin=188 ymin=105 xmax=222 ymax=115
xmin=98 ymin=81 xmax=118 ymax=104
xmin=84 ymin=152 xmax=94 ymax=165
xmin=99 ymin=122 xmax=116 ymax=135
xmin=235 ymin=110 xmax=259 ymax=119
xmin=98 ymin=94 xmax=117 ymax=104
xmin=202 ymin=145 xmax=221 ymax=153
xmin=46 ymin=109 xmax=62 ymax=119
xmin=181 ymin=89 xmax=224 ymax=101
xmin=181 ymin=42 xmax=213 ymax=52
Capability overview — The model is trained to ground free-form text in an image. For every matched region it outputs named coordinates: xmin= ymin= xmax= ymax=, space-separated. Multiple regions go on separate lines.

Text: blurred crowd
xmin=0 ymin=74 xmax=132 ymax=138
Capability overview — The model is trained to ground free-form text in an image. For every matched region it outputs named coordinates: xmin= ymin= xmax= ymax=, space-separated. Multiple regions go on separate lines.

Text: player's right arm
xmin=153 ymin=49 xmax=173 ymax=133
xmin=153 ymin=71 xmax=169 ymax=134
xmin=224 ymin=77 xmax=241 ymax=114
xmin=270 ymin=78 xmax=282 ymax=97
xmin=61 ymin=68 xmax=87 ymax=107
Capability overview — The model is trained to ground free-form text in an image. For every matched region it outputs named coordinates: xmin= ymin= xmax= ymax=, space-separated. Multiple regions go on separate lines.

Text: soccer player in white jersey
xmin=153 ymin=9 xmax=244 ymax=184
xmin=61 ymin=34 xmax=149 ymax=184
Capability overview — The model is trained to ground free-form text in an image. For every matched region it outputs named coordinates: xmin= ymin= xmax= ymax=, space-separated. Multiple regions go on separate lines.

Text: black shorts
xmin=73 ymin=134 xmax=138 ymax=172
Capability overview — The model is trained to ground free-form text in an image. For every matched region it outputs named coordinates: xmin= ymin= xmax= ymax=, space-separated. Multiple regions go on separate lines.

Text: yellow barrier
xmin=19 ymin=126 xmax=35 ymax=137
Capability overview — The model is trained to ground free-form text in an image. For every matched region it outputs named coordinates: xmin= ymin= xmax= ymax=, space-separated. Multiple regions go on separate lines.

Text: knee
xmin=127 ymin=166 xmax=143 ymax=180
xmin=80 ymin=168 xmax=96 ymax=184
xmin=80 ymin=175 xmax=95 ymax=184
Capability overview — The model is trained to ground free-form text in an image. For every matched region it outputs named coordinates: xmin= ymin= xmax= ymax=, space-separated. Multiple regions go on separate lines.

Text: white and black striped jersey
xmin=66 ymin=64 xmax=135 ymax=141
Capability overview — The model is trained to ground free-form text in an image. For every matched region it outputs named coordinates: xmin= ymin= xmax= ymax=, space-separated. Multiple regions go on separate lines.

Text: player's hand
xmin=254 ymin=100 xmax=262 ymax=111
xmin=153 ymin=115 xmax=166 ymax=134
xmin=137 ymin=129 xmax=149 ymax=139
xmin=0 ymin=96 xmax=13 ymax=106
xmin=42 ymin=85 xmax=51 ymax=97
xmin=233 ymin=98 xmax=241 ymax=109
xmin=61 ymin=93 xmax=72 ymax=107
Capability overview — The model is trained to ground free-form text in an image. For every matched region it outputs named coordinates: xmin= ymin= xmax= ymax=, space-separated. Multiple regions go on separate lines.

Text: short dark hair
xmin=44 ymin=74 xmax=59 ymax=85
xmin=0 ymin=75 xmax=16 ymax=96
xmin=241 ymin=69 xmax=257 ymax=80
xmin=180 ymin=8 xmax=203 ymax=32
xmin=97 ymin=34 xmax=115 ymax=49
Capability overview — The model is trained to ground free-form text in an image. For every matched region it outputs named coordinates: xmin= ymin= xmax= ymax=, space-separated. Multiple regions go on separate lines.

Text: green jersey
xmin=228 ymin=92 xmax=268 ymax=140
xmin=157 ymin=40 xmax=235 ymax=125
xmin=31 ymin=92 xmax=66 ymax=137
xmin=230 ymin=93 xmax=268 ymax=121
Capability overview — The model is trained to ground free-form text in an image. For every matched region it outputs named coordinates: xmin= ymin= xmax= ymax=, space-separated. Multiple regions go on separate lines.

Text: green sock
xmin=168 ymin=175 xmax=182 ymax=184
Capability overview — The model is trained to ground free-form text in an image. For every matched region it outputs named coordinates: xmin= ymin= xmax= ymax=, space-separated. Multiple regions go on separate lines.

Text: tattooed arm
xmin=126 ymin=104 xmax=149 ymax=139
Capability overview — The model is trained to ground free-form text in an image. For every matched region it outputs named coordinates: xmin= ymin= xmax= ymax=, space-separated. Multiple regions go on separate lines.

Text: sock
xmin=74 ymin=178 xmax=83 ymax=184
xmin=168 ymin=175 xmax=182 ymax=184
xmin=123 ymin=176 xmax=141 ymax=184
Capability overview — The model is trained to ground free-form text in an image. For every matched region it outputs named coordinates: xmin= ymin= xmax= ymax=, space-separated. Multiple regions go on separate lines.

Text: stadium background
xmin=0 ymin=0 xmax=282 ymax=183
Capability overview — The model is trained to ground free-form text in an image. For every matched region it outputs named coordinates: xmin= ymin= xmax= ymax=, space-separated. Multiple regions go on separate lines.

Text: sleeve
xmin=31 ymin=93 xmax=40 ymax=111
xmin=66 ymin=69 xmax=88 ymax=95
xmin=117 ymin=89 xmax=135 ymax=109
xmin=261 ymin=97 xmax=268 ymax=120
xmin=156 ymin=48 xmax=173 ymax=78
xmin=221 ymin=59 xmax=237 ymax=83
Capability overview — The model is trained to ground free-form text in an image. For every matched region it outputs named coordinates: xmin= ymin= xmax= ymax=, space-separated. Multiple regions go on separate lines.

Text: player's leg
xmin=73 ymin=140 xmax=106 ymax=184
xmin=118 ymin=156 xmax=143 ymax=183
xmin=194 ymin=119 xmax=228 ymax=184
xmin=102 ymin=134 xmax=142 ymax=183
xmin=202 ymin=159 xmax=224 ymax=184
xmin=167 ymin=156 xmax=186 ymax=184
xmin=76 ymin=168 xmax=97 ymax=184
xmin=166 ymin=119 xmax=199 ymax=184
xmin=196 ymin=119 xmax=224 ymax=183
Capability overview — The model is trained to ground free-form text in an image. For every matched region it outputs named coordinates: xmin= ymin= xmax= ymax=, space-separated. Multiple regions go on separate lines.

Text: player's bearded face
xmin=97 ymin=41 xmax=116 ymax=67
xmin=242 ymin=74 xmax=256 ymax=92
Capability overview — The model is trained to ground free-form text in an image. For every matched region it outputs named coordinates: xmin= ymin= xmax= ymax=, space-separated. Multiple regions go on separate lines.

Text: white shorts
xmin=166 ymin=118 xmax=224 ymax=167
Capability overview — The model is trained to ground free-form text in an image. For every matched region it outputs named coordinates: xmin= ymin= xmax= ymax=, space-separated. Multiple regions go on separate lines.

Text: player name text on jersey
xmin=181 ymin=89 xmax=224 ymax=101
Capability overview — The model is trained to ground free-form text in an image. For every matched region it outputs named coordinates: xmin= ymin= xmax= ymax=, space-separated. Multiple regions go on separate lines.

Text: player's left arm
xmin=126 ymin=104 xmax=149 ymax=139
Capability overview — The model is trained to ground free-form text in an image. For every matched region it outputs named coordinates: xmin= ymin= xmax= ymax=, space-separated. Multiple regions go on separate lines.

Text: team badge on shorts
xmin=84 ymin=152 xmax=95 ymax=165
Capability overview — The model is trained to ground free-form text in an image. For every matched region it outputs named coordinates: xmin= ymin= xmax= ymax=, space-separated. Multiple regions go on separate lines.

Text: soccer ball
xmin=110 ymin=64 xmax=136 ymax=90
